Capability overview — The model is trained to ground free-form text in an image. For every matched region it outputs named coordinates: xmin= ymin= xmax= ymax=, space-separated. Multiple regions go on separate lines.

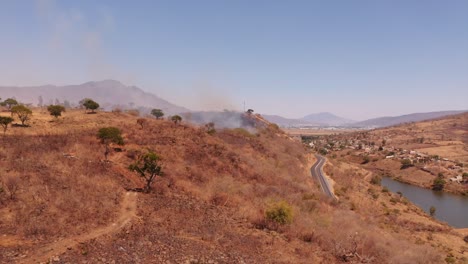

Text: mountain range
xmin=1 ymin=80 xmax=465 ymax=128
xmin=0 ymin=80 xmax=189 ymax=115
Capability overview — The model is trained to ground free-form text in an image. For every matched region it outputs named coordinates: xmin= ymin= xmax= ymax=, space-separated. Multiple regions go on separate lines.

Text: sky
xmin=0 ymin=0 xmax=467 ymax=120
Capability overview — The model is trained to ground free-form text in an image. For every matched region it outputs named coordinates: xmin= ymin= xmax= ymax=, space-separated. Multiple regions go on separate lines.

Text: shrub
xmin=400 ymin=159 xmax=413 ymax=169
xmin=97 ymin=127 xmax=124 ymax=160
xmin=432 ymin=177 xmax=445 ymax=191
xmin=381 ymin=186 xmax=389 ymax=193
xmin=265 ymin=201 xmax=294 ymax=225
xmin=47 ymin=105 xmax=66 ymax=118
xmin=370 ymin=175 xmax=381 ymax=185
xmin=171 ymin=115 xmax=182 ymax=125
xmin=362 ymin=156 xmax=370 ymax=164
xmin=429 ymin=206 xmax=436 ymax=217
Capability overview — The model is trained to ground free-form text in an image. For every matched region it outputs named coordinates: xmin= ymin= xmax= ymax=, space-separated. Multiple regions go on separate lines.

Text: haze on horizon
xmin=0 ymin=0 xmax=467 ymax=120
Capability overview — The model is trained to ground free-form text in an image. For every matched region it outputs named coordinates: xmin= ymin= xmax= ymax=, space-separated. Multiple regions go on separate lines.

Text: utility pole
xmin=243 ymin=101 xmax=245 ymax=112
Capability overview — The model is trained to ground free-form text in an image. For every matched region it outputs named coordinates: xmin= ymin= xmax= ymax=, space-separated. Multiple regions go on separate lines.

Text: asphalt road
xmin=310 ymin=154 xmax=336 ymax=199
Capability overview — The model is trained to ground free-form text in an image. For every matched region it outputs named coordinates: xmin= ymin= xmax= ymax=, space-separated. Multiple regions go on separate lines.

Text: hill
xmin=349 ymin=110 xmax=467 ymax=128
xmin=0 ymin=80 xmax=189 ymax=115
xmin=302 ymin=112 xmax=355 ymax=126
xmin=262 ymin=112 xmax=354 ymax=127
xmin=0 ymin=108 xmax=463 ymax=263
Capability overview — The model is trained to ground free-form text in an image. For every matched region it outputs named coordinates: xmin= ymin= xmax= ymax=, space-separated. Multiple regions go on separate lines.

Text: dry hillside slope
xmin=0 ymin=109 xmax=462 ymax=263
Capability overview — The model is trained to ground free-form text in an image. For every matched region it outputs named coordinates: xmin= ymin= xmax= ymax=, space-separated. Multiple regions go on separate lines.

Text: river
xmin=381 ymin=177 xmax=468 ymax=228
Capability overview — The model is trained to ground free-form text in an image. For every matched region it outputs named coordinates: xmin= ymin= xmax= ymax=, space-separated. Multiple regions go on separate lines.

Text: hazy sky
xmin=1 ymin=0 xmax=467 ymax=120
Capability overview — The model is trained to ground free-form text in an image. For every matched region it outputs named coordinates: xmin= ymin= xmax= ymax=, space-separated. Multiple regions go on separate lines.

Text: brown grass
xmin=0 ymin=109 xmax=457 ymax=263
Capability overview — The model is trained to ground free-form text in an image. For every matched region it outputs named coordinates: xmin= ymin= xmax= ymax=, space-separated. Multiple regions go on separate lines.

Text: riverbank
xmin=390 ymin=174 xmax=468 ymax=196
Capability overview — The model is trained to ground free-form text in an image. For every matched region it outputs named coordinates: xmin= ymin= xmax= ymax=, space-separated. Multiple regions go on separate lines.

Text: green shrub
xmin=265 ymin=201 xmax=294 ymax=225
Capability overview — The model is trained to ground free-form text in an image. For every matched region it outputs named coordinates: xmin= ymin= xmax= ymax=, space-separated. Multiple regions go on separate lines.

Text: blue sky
xmin=1 ymin=0 xmax=467 ymax=120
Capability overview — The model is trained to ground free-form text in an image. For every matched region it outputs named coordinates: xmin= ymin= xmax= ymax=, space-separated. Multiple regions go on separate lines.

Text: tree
xmin=128 ymin=151 xmax=163 ymax=193
xmin=0 ymin=116 xmax=14 ymax=135
xmin=246 ymin=109 xmax=254 ymax=115
xmin=97 ymin=127 xmax=124 ymax=160
xmin=80 ymin=98 xmax=100 ymax=113
xmin=11 ymin=105 xmax=32 ymax=126
xmin=151 ymin=109 xmax=164 ymax=119
xmin=429 ymin=206 xmax=436 ymax=217
xmin=432 ymin=176 xmax=446 ymax=191
xmin=171 ymin=115 xmax=182 ymax=125
xmin=47 ymin=105 xmax=66 ymax=118
xmin=0 ymin=98 xmax=18 ymax=110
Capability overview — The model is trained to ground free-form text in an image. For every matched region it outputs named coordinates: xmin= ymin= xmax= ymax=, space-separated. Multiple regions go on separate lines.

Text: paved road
xmin=310 ymin=155 xmax=336 ymax=199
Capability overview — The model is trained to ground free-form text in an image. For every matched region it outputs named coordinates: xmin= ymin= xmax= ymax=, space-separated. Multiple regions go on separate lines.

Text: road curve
xmin=310 ymin=154 xmax=337 ymax=200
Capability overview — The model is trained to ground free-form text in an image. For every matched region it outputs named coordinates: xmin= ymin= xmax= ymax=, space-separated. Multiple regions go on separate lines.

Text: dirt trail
xmin=17 ymin=192 xmax=137 ymax=264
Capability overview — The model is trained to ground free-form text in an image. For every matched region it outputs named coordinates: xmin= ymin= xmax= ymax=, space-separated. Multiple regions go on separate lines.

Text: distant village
xmin=303 ymin=134 xmax=468 ymax=185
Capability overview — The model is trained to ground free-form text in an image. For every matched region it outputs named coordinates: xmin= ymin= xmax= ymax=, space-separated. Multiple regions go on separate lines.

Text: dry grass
xmin=0 ymin=108 xmax=458 ymax=263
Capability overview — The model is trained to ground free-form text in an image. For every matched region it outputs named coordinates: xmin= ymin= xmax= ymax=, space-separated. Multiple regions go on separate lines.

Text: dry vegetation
xmin=0 ymin=109 xmax=462 ymax=263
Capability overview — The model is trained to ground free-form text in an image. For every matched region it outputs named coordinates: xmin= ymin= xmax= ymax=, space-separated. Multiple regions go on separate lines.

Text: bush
xmin=432 ymin=177 xmax=445 ymax=191
xmin=47 ymin=105 xmax=66 ymax=118
xmin=400 ymin=159 xmax=413 ymax=169
xmin=429 ymin=206 xmax=436 ymax=217
xmin=370 ymin=175 xmax=381 ymax=185
xmin=265 ymin=201 xmax=294 ymax=225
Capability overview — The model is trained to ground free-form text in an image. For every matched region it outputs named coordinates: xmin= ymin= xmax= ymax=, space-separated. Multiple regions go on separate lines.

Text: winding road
xmin=310 ymin=154 xmax=337 ymax=200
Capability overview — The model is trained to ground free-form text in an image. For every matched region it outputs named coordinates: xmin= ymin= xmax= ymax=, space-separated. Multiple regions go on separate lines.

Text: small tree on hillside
xmin=128 ymin=151 xmax=163 ymax=193
xmin=80 ymin=98 xmax=100 ymax=113
xmin=1 ymin=98 xmax=19 ymax=110
xmin=47 ymin=105 xmax=66 ymax=118
xmin=11 ymin=105 xmax=32 ymax=126
xmin=0 ymin=116 xmax=14 ymax=135
xmin=97 ymin=127 xmax=124 ymax=160
xmin=171 ymin=115 xmax=182 ymax=125
xmin=151 ymin=109 xmax=164 ymax=119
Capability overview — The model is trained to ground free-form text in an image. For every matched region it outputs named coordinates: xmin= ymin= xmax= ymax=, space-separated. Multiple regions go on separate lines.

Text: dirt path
xmin=17 ymin=191 xmax=138 ymax=264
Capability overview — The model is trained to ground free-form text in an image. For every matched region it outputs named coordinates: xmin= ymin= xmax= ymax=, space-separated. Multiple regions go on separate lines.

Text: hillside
xmin=0 ymin=109 xmax=465 ymax=263
xmin=0 ymin=80 xmax=189 ymax=115
xmin=350 ymin=110 xmax=467 ymax=128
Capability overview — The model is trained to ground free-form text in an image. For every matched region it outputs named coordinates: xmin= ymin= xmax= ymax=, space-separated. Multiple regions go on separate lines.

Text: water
xmin=381 ymin=177 xmax=468 ymax=228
